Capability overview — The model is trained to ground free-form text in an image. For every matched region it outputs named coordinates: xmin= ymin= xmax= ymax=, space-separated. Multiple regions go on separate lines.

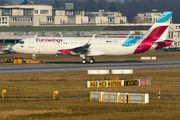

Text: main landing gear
xmin=80 ymin=54 xmax=95 ymax=64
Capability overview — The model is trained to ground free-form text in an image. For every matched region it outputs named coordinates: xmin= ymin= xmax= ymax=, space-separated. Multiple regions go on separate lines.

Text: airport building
xmin=134 ymin=10 xmax=162 ymax=23
xmin=0 ymin=3 xmax=126 ymax=26
xmin=0 ymin=1 xmax=180 ymax=49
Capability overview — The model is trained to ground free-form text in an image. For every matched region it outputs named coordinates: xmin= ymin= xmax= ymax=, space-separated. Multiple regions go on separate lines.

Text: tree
xmin=96 ymin=0 xmax=108 ymax=10
xmin=31 ymin=0 xmax=53 ymax=5
xmin=108 ymin=2 xmax=116 ymax=12
xmin=85 ymin=0 xmax=95 ymax=12
xmin=53 ymin=0 xmax=61 ymax=8
xmin=0 ymin=0 xmax=12 ymax=5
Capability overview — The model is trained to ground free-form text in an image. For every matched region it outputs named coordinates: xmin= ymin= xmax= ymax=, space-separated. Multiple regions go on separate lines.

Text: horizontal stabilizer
xmin=154 ymin=40 xmax=174 ymax=45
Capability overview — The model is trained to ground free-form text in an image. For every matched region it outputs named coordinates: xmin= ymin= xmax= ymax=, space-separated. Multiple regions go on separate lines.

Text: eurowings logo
xmin=122 ymin=11 xmax=172 ymax=54
xmin=36 ymin=38 xmax=63 ymax=43
xmin=134 ymin=26 xmax=168 ymax=54
xmin=156 ymin=12 xmax=172 ymax=23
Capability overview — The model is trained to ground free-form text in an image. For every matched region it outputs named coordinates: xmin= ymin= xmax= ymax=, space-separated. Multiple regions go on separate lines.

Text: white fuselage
xmin=12 ymin=36 xmax=159 ymax=56
xmin=12 ymin=36 xmax=146 ymax=56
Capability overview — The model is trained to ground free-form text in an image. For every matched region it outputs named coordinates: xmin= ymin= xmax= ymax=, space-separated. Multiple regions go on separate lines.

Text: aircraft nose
xmin=12 ymin=45 xmax=15 ymax=50
xmin=12 ymin=44 xmax=18 ymax=52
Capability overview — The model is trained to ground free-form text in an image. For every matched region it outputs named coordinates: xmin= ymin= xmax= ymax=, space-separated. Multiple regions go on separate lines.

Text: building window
xmin=35 ymin=10 xmax=38 ymax=14
xmin=88 ymin=18 xmax=94 ymax=23
xmin=11 ymin=17 xmax=17 ymax=22
xmin=171 ymin=32 xmax=173 ymax=39
xmin=1 ymin=17 xmax=7 ymax=24
xmin=2 ymin=9 xmax=12 ymax=16
xmin=24 ymin=9 xmax=33 ymax=16
xmin=109 ymin=18 xmax=114 ymax=23
xmin=40 ymin=10 xmax=49 ymax=14
xmin=120 ymin=19 xmax=123 ymax=24
xmin=178 ymin=41 xmax=180 ymax=46
xmin=47 ymin=17 xmax=54 ymax=22
xmin=169 ymin=31 xmax=173 ymax=39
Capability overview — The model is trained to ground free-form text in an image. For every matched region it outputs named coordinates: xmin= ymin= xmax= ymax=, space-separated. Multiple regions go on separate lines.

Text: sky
xmin=12 ymin=0 xmax=125 ymax=4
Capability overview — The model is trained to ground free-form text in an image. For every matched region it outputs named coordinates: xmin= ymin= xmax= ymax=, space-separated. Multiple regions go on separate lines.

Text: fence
xmin=90 ymin=91 xmax=149 ymax=104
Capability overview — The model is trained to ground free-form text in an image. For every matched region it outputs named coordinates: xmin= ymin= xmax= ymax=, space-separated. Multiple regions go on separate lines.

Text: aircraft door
xmin=71 ymin=41 xmax=74 ymax=47
xmin=29 ymin=38 xmax=34 ymax=48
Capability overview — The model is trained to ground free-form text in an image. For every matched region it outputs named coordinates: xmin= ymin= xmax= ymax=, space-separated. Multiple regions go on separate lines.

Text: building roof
xmin=104 ymin=26 xmax=151 ymax=31
xmin=20 ymin=0 xmax=30 ymax=5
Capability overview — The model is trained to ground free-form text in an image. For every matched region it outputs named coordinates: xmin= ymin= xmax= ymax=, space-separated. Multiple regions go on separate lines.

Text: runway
xmin=1 ymin=60 xmax=180 ymax=74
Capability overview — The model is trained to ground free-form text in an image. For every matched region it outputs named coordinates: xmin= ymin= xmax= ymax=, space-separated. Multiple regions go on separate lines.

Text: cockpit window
xmin=19 ymin=41 xmax=24 ymax=44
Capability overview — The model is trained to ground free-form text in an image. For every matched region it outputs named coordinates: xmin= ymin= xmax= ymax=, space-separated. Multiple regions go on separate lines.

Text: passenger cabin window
xmin=19 ymin=41 xmax=24 ymax=44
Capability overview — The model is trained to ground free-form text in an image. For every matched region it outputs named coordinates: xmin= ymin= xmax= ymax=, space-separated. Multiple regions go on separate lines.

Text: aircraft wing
xmin=57 ymin=44 xmax=91 ymax=55
xmin=57 ymin=34 xmax=96 ymax=55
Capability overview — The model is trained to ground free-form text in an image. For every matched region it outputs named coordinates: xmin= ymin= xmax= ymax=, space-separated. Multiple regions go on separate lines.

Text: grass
xmin=0 ymin=99 xmax=180 ymax=120
xmin=0 ymin=26 xmax=108 ymax=32
xmin=0 ymin=51 xmax=180 ymax=119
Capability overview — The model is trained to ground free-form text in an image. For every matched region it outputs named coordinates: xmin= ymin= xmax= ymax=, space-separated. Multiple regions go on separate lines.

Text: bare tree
xmin=0 ymin=0 xmax=12 ymax=5
xmin=30 ymin=0 xmax=53 ymax=5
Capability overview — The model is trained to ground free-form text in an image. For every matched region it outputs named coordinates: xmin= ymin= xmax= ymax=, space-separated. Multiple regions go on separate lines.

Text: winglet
xmin=87 ymin=34 xmax=96 ymax=45
xmin=126 ymin=34 xmax=130 ymax=39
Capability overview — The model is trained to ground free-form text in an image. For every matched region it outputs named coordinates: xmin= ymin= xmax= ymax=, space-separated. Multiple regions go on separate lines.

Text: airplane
xmin=12 ymin=11 xmax=174 ymax=64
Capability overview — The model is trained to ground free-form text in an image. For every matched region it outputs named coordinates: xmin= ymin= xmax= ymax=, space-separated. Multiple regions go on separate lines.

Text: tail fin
xmin=142 ymin=11 xmax=172 ymax=40
xmin=134 ymin=11 xmax=173 ymax=54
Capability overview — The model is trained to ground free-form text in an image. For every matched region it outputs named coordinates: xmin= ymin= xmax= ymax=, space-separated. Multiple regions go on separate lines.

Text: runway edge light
xmin=2 ymin=89 xmax=6 ymax=98
xmin=53 ymin=90 xmax=58 ymax=100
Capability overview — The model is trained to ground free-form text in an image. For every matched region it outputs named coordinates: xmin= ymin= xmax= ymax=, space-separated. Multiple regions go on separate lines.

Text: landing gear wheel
xmin=81 ymin=59 xmax=87 ymax=64
xmin=89 ymin=59 xmax=95 ymax=64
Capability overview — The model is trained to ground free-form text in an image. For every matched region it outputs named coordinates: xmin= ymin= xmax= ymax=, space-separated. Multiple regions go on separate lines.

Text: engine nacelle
xmin=86 ymin=49 xmax=105 ymax=56
xmin=58 ymin=49 xmax=71 ymax=54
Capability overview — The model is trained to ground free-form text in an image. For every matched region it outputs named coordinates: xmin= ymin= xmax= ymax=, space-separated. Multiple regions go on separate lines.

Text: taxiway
xmin=1 ymin=60 xmax=180 ymax=74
